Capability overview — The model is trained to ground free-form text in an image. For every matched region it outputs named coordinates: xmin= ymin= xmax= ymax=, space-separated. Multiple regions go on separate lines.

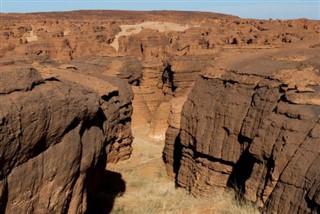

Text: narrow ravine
xmin=105 ymin=125 xmax=259 ymax=214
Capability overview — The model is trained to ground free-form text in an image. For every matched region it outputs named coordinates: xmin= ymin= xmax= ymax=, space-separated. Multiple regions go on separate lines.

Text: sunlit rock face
xmin=164 ymin=46 xmax=320 ymax=213
xmin=1 ymin=11 xmax=319 ymax=140
xmin=0 ymin=10 xmax=319 ymax=213
xmin=0 ymin=62 xmax=134 ymax=213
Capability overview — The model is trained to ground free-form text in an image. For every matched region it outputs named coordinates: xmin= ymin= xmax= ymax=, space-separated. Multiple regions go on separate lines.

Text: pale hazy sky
xmin=1 ymin=0 xmax=319 ymax=20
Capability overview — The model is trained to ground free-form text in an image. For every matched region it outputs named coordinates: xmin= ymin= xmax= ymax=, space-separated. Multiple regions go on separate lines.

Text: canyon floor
xmin=106 ymin=126 xmax=259 ymax=214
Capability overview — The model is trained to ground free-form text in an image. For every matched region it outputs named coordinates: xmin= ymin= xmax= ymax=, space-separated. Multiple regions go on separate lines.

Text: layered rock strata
xmin=163 ymin=97 xmax=188 ymax=177
xmin=0 ymin=11 xmax=319 ymax=213
xmin=1 ymin=11 xmax=319 ymax=141
xmin=164 ymin=45 xmax=320 ymax=213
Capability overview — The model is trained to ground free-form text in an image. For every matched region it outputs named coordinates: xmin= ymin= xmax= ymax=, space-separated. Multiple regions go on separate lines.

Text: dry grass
xmin=107 ymin=125 xmax=259 ymax=214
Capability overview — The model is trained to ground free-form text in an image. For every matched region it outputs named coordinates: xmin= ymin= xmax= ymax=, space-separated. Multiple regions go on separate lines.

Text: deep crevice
xmin=194 ymin=151 xmax=235 ymax=167
xmin=0 ymin=180 xmax=8 ymax=214
xmin=260 ymin=156 xmax=275 ymax=203
xmin=101 ymin=91 xmax=119 ymax=102
xmin=62 ymin=166 xmax=81 ymax=214
xmin=85 ymin=169 xmax=125 ymax=214
xmin=173 ymin=134 xmax=183 ymax=177
xmin=227 ymin=147 xmax=256 ymax=198
xmin=305 ymin=193 xmax=320 ymax=214
xmin=237 ymin=134 xmax=253 ymax=145
xmin=162 ymin=64 xmax=177 ymax=94
xmin=223 ymin=79 xmax=238 ymax=86
xmin=85 ymin=153 xmax=126 ymax=214
xmin=78 ymin=106 xmax=122 ymax=214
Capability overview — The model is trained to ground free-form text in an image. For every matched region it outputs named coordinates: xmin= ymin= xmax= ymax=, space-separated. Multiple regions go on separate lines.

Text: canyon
xmin=0 ymin=10 xmax=319 ymax=213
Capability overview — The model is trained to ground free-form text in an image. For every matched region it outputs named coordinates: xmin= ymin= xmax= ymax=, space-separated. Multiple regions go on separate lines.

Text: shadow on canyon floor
xmin=86 ymin=170 xmax=126 ymax=214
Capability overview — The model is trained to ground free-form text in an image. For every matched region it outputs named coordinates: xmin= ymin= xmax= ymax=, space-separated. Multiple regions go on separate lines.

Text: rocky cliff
xmin=164 ymin=43 xmax=320 ymax=213
xmin=1 ymin=11 xmax=319 ymax=140
xmin=1 ymin=10 xmax=320 ymax=213
xmin=0 ymin=59 xmax=133 ymax=213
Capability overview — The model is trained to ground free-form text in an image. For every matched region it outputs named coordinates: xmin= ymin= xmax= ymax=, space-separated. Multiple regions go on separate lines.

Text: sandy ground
xmin=106 ymin=125 xmax=259 ymax=214
xmin=107 ymin=124 xmax=168 ymax=193
xmin=110 ymin=22 xmax=191 ymax=51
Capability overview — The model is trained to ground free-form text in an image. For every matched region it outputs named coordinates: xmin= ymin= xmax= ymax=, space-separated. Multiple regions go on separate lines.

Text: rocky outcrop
xmin=33 ymin=61 xmax=135 ymax=163
xmin=0 ymin=62 xmax=133 ymax=213
xmin=164 ymin=45 xmax=320 ymax=213
xmin=61 ymin=55 xmax=143 ymax=86
xmin=163 ymin=97 xmax=188 ymax=177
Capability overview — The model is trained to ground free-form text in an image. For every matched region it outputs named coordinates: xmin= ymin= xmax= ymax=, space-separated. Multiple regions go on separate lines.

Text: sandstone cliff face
xmin=1 ymin=11 xmax=320 ymax=213
xmin=63 ymin=55 xmax=142 ymax=86
xmin=163 ymin=97 xmax=188 ymax=177
xmin=34 ymin=60 xmax=135 ymax=164
xmin=1 ymin=12 xmax=319 ymax=142
xmin=0 ymin=62 xmax=133 ymax=213
xmin=164 ymin=45 xmax=320 ymax=213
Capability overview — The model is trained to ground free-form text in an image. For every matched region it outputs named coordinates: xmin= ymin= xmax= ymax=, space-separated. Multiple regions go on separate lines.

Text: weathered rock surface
xmin=164 ymin=44 xmax=320 ymax=213
xmin=1 ymin=10 xmax=320 ymax=213
xmin=148 ymin=102 xmax=171 ymax=140
xmin=163 ymin=96 xmax=188 ymax=177
xmin=62 ymin=55 xmax=143 ymax=86
xmin=0 ymin=62 xmax=133 ymax=213
xmin=1 ymin=11 xmax=319 ymax=141
xmin=33 ymin=61 xmax=135 ymax=163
